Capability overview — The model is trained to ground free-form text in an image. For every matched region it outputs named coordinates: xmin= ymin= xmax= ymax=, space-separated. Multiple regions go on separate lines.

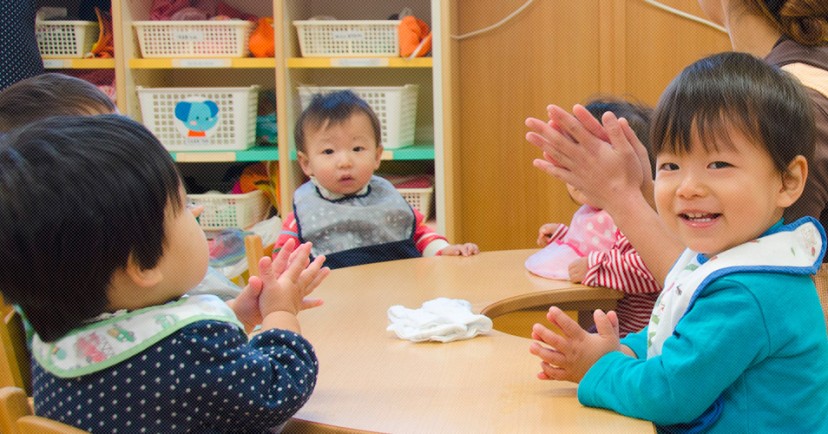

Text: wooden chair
xmin=0 ymin=386 xmax=30 ymax=434
xmin=17 ymin=415 xmax=89 ymax=434
xmin=0 ymin=386 xmax=88 ymax=434
xmin=244 ymin=234 xmax=274 ymax=278
xmin=0 ymin=297 xmax=31 ymax=395
xmin=812 ymin=264 xmax=828 ymax=333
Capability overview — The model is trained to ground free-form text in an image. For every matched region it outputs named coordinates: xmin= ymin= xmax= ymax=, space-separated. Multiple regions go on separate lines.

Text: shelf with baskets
xmin=36 ymin=14 xmax=115 ymax=70
xmin=108 ymin=0 xmax=456 ymax=236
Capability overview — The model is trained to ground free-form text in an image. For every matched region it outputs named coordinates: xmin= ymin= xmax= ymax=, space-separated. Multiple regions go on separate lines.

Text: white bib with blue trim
xmin=647 ymin=219 xmax=824 ymax=358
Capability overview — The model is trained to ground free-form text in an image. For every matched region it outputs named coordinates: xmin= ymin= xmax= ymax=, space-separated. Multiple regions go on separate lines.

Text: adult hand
xmin=529 ymin=306 xmax=621 ymax=383
xmin=525 ymin=104 xmax=654 ymax=212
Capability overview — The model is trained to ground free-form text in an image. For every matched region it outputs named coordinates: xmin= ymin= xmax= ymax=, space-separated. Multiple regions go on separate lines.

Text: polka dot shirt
xmin=0 ymin=0 xmax=44 ymax=90
xmin=32 ymin=320 xmax=318 ymax=433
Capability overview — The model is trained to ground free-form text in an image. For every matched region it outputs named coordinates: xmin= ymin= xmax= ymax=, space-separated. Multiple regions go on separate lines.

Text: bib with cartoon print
xmin=32 ymin=294 xmax=242 ymax=378
xmin=647 ymin=218 xmax=825 ymax=358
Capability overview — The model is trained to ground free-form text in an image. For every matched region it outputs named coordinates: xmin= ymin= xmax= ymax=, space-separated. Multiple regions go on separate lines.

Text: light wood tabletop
xmin=282 ymin=249 xmax=653 ymax=433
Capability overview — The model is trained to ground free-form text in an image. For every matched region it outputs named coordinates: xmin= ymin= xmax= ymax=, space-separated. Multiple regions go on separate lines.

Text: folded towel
xmin=387 ymin=297 xmax=493 ymax=342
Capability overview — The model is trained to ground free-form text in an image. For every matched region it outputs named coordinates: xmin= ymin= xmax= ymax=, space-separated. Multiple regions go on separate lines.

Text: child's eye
xmin=658 ymin=162 xmax=679 ymax=171
xmin=353 ymin=146 xmax=365 ymax=152
xmin=321 ymin=148 xmax=334 ymax=155
xmin=708 ymin=161 xmax=731 ymax=169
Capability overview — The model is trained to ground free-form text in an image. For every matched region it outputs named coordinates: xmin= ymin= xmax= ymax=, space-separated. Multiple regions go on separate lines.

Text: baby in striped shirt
xmin=527 ymin=99 xmax=661 ymax=336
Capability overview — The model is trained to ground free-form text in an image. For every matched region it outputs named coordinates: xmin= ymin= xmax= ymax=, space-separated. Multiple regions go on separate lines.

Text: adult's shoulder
xmin=765 ymin=38 xmax=828 ymax=70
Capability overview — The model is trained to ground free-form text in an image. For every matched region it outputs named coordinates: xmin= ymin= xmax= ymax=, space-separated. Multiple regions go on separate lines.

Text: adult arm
xmin=525 ymin=105 xmax=683 ymax=282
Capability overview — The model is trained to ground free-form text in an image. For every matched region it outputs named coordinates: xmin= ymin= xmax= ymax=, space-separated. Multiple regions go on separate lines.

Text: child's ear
xmin=123 ymin=252 xmax=163 ymax=288
xmin=778 ymin=155 xmax=808 ymax=207
xmin=373 ymin=144 xmax=384 ymax=169
xmin=297 ymin=151 xmax=313 ymax=177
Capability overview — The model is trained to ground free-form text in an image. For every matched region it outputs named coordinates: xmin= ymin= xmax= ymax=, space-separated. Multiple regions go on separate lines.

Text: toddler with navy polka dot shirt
xmin=0 ymin=114 xmax=330 ymax=432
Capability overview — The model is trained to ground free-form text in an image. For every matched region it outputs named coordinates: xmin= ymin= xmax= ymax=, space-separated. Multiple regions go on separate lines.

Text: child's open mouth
xmin=680 ymin=212 xmax=721 ymax=223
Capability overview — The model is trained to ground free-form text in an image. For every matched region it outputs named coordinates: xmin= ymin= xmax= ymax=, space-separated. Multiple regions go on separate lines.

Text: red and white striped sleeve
xmin=412 ymin=207 xmax=449 ymax=256
xmin=545 ymin=224 xmax=569 ymax=244
xmin=272 ymin=212 xmax=300 ymax=254
xmin=582 ymin=230 xmax=661 ymax=294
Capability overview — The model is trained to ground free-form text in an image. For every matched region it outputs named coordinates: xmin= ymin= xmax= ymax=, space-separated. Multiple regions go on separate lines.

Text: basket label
xmin=173 ymin=58 xmax=232 ymax=68
xmin=171 ymin=29 xmax=206 ymax=42
xmin=331 ymin=30 xmax=365 ymax=41
xmin=331 ymin=58 xmax=389 ymax=67
xmin=42 ymin=59 xmax=71 ymax=69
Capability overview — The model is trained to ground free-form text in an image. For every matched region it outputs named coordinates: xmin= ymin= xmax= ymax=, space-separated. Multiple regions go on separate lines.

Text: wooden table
xmin=283 ymin=249 xmax=653 ymax=433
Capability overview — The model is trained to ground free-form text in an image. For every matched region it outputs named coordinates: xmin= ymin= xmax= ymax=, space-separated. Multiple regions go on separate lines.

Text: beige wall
xmin=455 ymin=0 xmax=730 ymax=250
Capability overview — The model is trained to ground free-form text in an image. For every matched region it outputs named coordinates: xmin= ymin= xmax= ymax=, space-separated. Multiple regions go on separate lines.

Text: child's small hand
xmin=226 ymin=277 xmax=264 ymax=332
xmin=528 ymin=306 xmax=620 ymax=383
xmin=257 ymin=239 xmax=329 ymax=318
xmin=439 ymin=243 xmax=480 ymax=256
xmin=537 ymin=223 xmax=560 ymax=246
xmin=568 ymin=257 xmax=588 ymax=283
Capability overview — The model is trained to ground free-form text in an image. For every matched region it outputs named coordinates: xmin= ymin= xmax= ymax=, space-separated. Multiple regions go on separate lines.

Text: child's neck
xmin=311 ymin=176 xmax=369 ymax=200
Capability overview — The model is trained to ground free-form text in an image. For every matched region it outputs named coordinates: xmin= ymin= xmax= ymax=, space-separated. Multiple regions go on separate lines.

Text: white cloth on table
xmin=387 ymin=297 xmax=493 ymax=342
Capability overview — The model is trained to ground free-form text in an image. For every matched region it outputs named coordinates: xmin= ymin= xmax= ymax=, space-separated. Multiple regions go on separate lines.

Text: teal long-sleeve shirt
xmin=578 ymin=271 xmax=828 ymax=432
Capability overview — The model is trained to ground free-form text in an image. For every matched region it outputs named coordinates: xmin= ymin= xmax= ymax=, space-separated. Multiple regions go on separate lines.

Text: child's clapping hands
xmin=227 ymin=239 xmax=329 ymax=334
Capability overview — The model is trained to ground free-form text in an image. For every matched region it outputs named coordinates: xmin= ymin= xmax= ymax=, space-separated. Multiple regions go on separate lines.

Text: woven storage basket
xmin=299 ymin=85 xmax=418 ymax=149
xmin=294 ymin=20 xmax=400 ymax=57
xmin=137 ymin=85 xmax=259 ymax=152
xmin=133 ymin=20 xmax=253 ymax=58
xmin=35 ymin=20 xmax=98 ymax=58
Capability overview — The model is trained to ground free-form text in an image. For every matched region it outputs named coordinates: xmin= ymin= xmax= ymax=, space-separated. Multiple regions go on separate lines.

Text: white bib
xmin=647 ymin=219 xmax=824 ymax=358
xmin=32 ymin=295 xmax=242 ymax=378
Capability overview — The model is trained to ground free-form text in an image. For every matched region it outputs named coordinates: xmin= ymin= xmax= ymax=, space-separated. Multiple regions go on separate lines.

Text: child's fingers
xmin=305 ymin=266 xmax=330 ymax=296
xmin=300 ymin=298 xmax=324 ymax=311
xmin=538 ymin=360 xmax=567 ymax=381
xmin=272 ymin=238 xmax=295 ymax=274
xmin=531 ymin=323 xmax=569 ymax=355
xmin=257 ymin=256 xmax=274 ymax=279
xmin=546 ymin=306 xmax=585 ymax=340
xmin=244 ymin=275 xmax=263 ymax=297
xmin=594 ymin=309 xmax=620 ymax=338
xmin=297 ymin=257 xmax=328 ymax=297
xmin=571 ymin=104 xmax=610 ymax=142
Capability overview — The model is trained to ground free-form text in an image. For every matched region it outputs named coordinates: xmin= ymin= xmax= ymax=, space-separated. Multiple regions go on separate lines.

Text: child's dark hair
xmin=584 ymin=97 xmax=655 ymax=174
xmin=0 ymin=115 xmax=183 ymax=342
xmin=651 ymin=51 xmax=816 ymax=173
xmin=0 ymin=73 xmax=117 ymax=132
xmin=294 ymin=90 xmax=381 ymax=152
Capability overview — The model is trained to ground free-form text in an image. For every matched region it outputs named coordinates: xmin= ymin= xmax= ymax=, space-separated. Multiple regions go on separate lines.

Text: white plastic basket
xmin=133 ymin=20 xmax=254 ymax=58
xmin=35 ymin=20 xmax=98 ymax=58
xmin=189 ymin=190 xmax=269 ymax=231
xmin=299 ymin=85 xmax=418 ymax=149
xmin=398 ymin=187 xmax=434 ymax=218
xmin=137 ymin=85 xmax=259 ymax=152
xmin=293 ymin=20 xmax=400 ymax=57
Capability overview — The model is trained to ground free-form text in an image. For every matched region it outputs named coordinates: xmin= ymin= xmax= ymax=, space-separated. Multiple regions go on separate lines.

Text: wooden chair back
xmin=0 ymin=297 xmax=31 ymax=395
xmin=812 ymin=264 xmax=828 ymax=333
xmin=17 ymin=415 xmax=89 ymax=433
xmin=0 ymin=386 xmax=30 ymax=434
xmin=244 ymin=234 xmax=274 ymax=278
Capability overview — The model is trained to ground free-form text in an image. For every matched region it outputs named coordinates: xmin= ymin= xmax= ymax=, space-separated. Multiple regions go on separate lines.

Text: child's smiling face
xmin=654 ymin=125 xmax=799 ymax=256
xmin=297 ymin=112 xmax=383 ymax=196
